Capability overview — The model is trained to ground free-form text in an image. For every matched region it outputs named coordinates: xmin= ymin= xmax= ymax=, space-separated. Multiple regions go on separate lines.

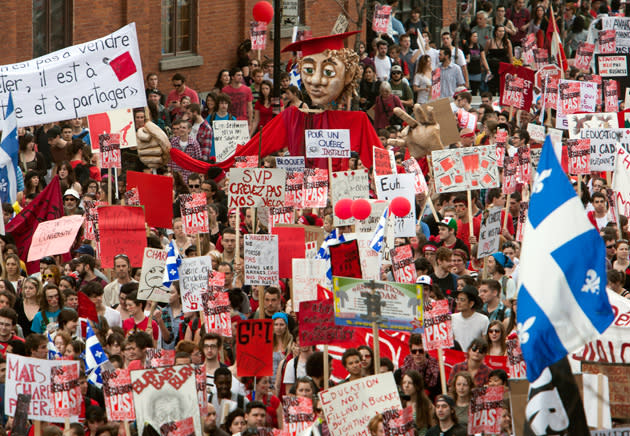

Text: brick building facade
xmin=0 ymin=1 xmax=457 ymax=96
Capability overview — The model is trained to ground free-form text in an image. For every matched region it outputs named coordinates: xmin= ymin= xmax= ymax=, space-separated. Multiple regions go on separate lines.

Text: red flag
xmin=547 ymin=8 xmax=568 ymax=71
xmin=6 ymin=177 xmax=64 ymax=274
xmin=78 ymin=291 xmax=99 ymax=323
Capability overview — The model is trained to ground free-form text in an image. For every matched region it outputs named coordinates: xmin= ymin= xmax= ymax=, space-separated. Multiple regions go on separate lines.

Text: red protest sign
xmin=126 ymin=171 xmax=173 ymax=228
xmin=329 ymin=239 xmax=362 ymax=279
xmin=236 ymin=319 xmax=273 ymax=377
xmin=102 ymin=368 xmax=135 ymax=421
xmin=51 ymin=363 xmax=81 ymax=417
xmin=499 ymin=63 xmax=535 ymax=111
xmin=373 ymin=146 xmax=394 ymax=176
xmin=567 ymin=139 xmax=591 ymax=175
xmin=144 ymin=349 xmax=175 ymax=368
xmin=284 ymin=172 xmax=303 ymax=208
xmin=516 ymin=201 xmax=529 ymax=242
xmin=180 ymin=193 xmax=208 ymax=234
xmin=605 ymin=79 xmax=619 ymax=112
xmin=516 ymin=146 xmax=531 ymax=184
xmin=372 ymin=5 xmax=392 ymax=32
xmin=431 ymin=68 xmax=441 ymax=100
xmin=521 ymin=34 xmax=537 ymax=65
xmin=558 ymin=80 xmax=582 ymax=115
xmin=501 ymin=76 xmax=525 ymax=109
xmin=234 ymin=155 xmax=258 ymax=168
xmin=84 ymin=200 xmax=107 ymax=241
xmin=271 ymin=225 xmax=305 ymax=278
xmin=302 ymin=168 xmax=328 ymax=208
xmin=383 ymin=406 xmax=415 ymax=436
xmin=99 ymin=133 xmax=122 ymax=169
xmin=98 ymin=206 xmax=146 ymax=268
xmin=391 ymin=244 xmax=417 ymax=284
xmin=575 ymin=42 xmax=595 ymax=71
xmin=160 ymin=417 xmax=195 ymax=436
xmin=507 ymin=337 xmax=527 ymax=378
xmin=468 ymin=386 xmax=504 ymax=435
xmin=422 ymin=300 xmax=454 ymax=351
xmin=298 ymin=299 xmax=354 ymax=346
xmin=282 ymin=396 xmax=316 ymax=435
xmin=533 ymin=48 xmax=548 ymax=69
xmin=599 ymin=29 xmax=616 ymax=54
xmin=201 ymin=291 xmax=232 ymax=337
xmin=250 ymin=21 xmax=267 ymax=50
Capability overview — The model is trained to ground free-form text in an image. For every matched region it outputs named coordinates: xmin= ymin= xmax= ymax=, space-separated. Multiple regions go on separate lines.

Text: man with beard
xmin=426 ymin=395 xmax=466 ymax=436
xmin=103 ymin=254 xmax=136 ymax=308
xmin=204 ymin=404 xmax=229 ymax=436
xmin=63 ymin=189 xmax=84 ymax=215
xmin=76 ymin=254 xmax=107 ymax=289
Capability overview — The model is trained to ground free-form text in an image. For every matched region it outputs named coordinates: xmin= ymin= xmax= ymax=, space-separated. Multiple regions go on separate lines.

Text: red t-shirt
xmin=222 ymin=84 xmax=253 ymax=121
xmin=122 ymin=316 xmax=159 ymax=341
xmin=0 ymin=335 xmax=24 ymax=357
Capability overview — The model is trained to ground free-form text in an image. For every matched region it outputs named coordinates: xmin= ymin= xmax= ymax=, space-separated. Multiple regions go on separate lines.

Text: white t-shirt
xmin=374 ymin=56 xmax=393 ymax=81
xmin=282 ymin=357 xmax=308 ymax=387
xmin=452 ymin=311 xmax=489 ymax=351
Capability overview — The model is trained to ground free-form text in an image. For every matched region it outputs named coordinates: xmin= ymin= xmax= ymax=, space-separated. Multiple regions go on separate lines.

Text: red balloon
xmin=390 ymin=196 xmax=411 ymax=217
xmin=334 ymin=198 xmax=353 ymax=220
xmin=351 ymin=199 xmax=372 ymax=220
xmin=253 ymin=1 xmax=274 ymax=23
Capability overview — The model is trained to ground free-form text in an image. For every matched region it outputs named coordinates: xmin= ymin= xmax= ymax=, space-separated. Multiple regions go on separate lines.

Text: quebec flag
xmin=0 ymin=93 xmax=20 ymax=204
xmin=84 ymin=322 xmax=109 ymax=387
xmin=163 ymin=239 xmax=181 ymax=287
xmin=517 ymin=136 xmax=614 ymax=382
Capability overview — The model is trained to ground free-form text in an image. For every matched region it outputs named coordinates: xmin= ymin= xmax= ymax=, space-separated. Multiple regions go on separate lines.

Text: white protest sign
xmin=526 ymin=123 xmax=546 ymax=143
xmin=88 ymin=107 xmax=137 ymax=152
xmin=27 ymin=214 xmax=84 ymax=261
xmin=357 ymin=200 xmax=388 ymax=234
xmin=580 ymin=128 xmax=630 ymax=171
xmin=180 ymin=256 xmax=213 ymax=312
xmin=477 ymin=207 xmax=502 ymax=259
xmin=228 ymin=168 xmax=286 ymax=208
xmin=292 ymin=258 xmax=328 ymax=310
xmin=330 ymin=169 xmax=369 ymax=226
xmin=244 ymin=234 xmax=279 ymax=286
xmin=375 ymin=173 xmax=416 ymax=237
xmin=356 ymin=232 xmax=381 ymax=280
xmin=212 ymin=120 xmax=250 ymax=162
xmin=305 ymin=129 xmax=351 ymax=158
xmin=138 ymin=247 xmax=170 ymax=303
xmin=6 ymin=354 xmax=79 ymax=422
xmin=319 ymin=372 xmax=401 ymax=436
xmin=613 ymin=146 xmax=630 ymax=218
xmin=602 ymin=17 xmax=630 ymax=53
xmin=0 ymin=24 xmax=146 ymax=126
xmin=275 ymin=156 xmax=305 ymax=173
xmin=401 ymin=157 xmax=429 ymax=195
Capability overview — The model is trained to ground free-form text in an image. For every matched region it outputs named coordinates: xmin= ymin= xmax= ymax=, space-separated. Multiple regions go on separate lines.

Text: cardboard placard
xmin=432 ymin=145 xmax=500 ymax=193
xmin=575 ymin=42 xmax=596 ymax=70
xmin=284 ymin=171 xmax=303 ymax=208
xmin=401 ymin=157 xmax=428 ymax=195
xmin=179 ymin=193 xmax=208 ymax=235
xmin=98 ymin=206 xmax=146 ymax=268
xmin=236 ymin=319 xmax=273 ymax=377
xmin=604 ymin=80 xmax=619 ymax=113
xmin=373 ymin=146 xmax=395 ymax=176
xmin=330 ymin=169 xmax=369 ymax=226
xmin=391 ymin=244 xmax=416 ymax=284
xmin=213 ymin=120 xmax=250 ymax=162
xmin=305 ymin=129 xmax=351 ymax=158
xmin=138 ymin=247 xmax=171 ymax=303
xmin=499 ymin=63 xmax=535 ymax=111
xmin=102 ymin=368 xmax=135 ymax=421
xmin=244 ymin=234 xmax=279 ymax=286
xmin=302 ymin=168 xmax=328 ymax=208
xmin=374 ymin=173 xmax=416 ymax=237
xmin=88 ymin=108 xmax=138 ymax=153
xmin=567 ymin=113 xmax=619 ymax=139
xmin=99 ymin=133 xmax=122 ymax=169
xmin=228 ymin=168 xmax=286 ymax=208
xmin=599 ymin=29 xmax=617 ymax=54
xmin=180 ymin=256 xmax=212 ymax=312
xmin=282 ymin=396 xmax=316 ymax=435
xmin=420 ymin=98 xmax=460 ymax=146
xmin=329 ymin=240 xmax=362 ymax=279
xmin=580 ymin=128 xmax=630 ymax=171
xmin=292 ymin=258 xmax=328 ymax=310
xmin=126 ymin=171 xmax=174 ymax=229
xmin=201 ymin=291 xmax=232 ymax=337
xmin=526 ymin=123 xmax=546 ymax=143
xmin=275 ymin=156 xmax=304 ymax=173
xmin=567 ymin=139 xmax=591 ymax=175
xmin=50 ymin=363 xmax=81 ymax=418
xmin=27 ymin=214 xmax=84 ymax=262
xmin=581 ymin=361 xmax=630 ymax=419
xmin=502 ymin=76 xmax=525 ymax=108
xmin=468 ymin=386 xmax=503 ymax=435
xmin=422 ymin=300 xmax=454 ymax=351
xmin=298 ymin=299 xmax=354 ymax=346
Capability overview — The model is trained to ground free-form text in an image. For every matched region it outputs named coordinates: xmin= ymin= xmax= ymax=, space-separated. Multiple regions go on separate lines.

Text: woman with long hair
xmin=359 ymin=65 xmax=381 ymax=112
xmin=282 ymin=85 xmax=308 ymax=110
xmin=22 ymin=171 xmax=44 ymax=198
xmin=42 ymin=264 xmax=62 ymax=287
xmin=18 ymin=133 xmax=47 ymax=177
xmin=245 ymin=376 xmax=281 ymax=428
xmin=31 ymin=284 xmax=65 ymax=334
xmin=401 ymin=370 xmax=435 ymax=434
xmin=357 ymin=345 xmax=374 ymax=376
xmin=272 ymin=312 xmax=293 ymax=392
xmin=250 ymin=80 xmax=277 ymax=135
xmin=412 ymin=55 xmax=432 ymax=104
xmin=15 ymin=277 xmax=40 ymax=337
xmin=56 ymin=161 xmax=81 ymax=193
xmin=449 ymin=371 xmax=474 ymax=428
xmin=613 ymin=239 xmax=630 ymax=274
xmin=213 ymin=69 xmax=231 ymax=93
xmin=207 ymin=204 xmax=224 ymax=246
xmin=481 ymin=25 xmax=513 ymax=95
xmin=5 ymin=254 xmax=23 ymax=294
xmin=202 ymin=92 xmax=218 ymax=120
xmin=463 ymin=32 xmax=483 ymax=95
xmin=486 ymin=320 xmax=508 ymax=356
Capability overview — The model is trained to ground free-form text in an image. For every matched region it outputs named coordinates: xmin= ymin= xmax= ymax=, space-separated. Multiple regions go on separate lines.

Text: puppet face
xmin=300 ymin=51 xmax=349 ymax=106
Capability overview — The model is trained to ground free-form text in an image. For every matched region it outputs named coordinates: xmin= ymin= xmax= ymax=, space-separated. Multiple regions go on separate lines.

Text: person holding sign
xmin=401 ymin=370 xmax=435 ymax=433
xmin=122 ymin=290 xmax=159 ymax=342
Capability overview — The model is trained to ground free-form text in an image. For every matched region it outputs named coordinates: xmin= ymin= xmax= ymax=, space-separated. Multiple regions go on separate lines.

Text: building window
xmin=162 ymin=0 xmax=197 ymax=56
xmin=32 ymin=0 xmax=73 ymax=57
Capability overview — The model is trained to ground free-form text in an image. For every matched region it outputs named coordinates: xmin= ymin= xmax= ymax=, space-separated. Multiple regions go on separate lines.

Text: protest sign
xmin=533 ymin=48 xmax=548 ymax=69
xmin=468 ymin=386 xmax=503 ymax=435
xmin=102 ymin=368 xmax=135 ymax=422
xmin=477 ymin=207 xmax=502 ymax=259
xmin=495 ymin=129 xmax=507 ymax=167
xmin=521 ymin=34 xmax=537 ymax=65
xmin=0 ymin=24 xmax=146 ymax=127
xmin=516 ymin=145 xmax=531 ymax=184
xmin=558 ymin=80 xmax=597 ymax=118
xmin=383 ymin=406 xmax=414 ymax=436
xmin=422 ymin=300 xmax=453 ymax=351
xmin=499 ymin=63 xmax=535 ymax=111
xmin=373 ymin=146 xmax=396 ymax=176
xmin=299 ymin=299 xmax=354 ymax=346
xmin=50 ymin=362 xmax=81 ymax=418
xmin=98 ymin=206 xmax=145 ymax=268
xmin=284 ymin=171 xmax=303 ymax=208
xmin=457 ymin=108 xmax=477 ymax=130
xmin=604 ymin=80 xmax=619 ymax=112
xmin=567 ymin=113 xmax=619 ymax=139
xmin=599 ymin=30 xmax=617 ymax=54
xmin=275 ymin=156 xmax=304 ymax=173
xmin=145 ymin=349 xmax=175 ymax=368
xmin=575 ymin=42 xmax=596 ymax=71
xmin=581 ymin=362 xmax=628 ymax=420
xmin=432 ymin=145 xmax=499 ymax=193
xmin=580 ymin=128 xmax=630 ymax=171
xmin=302 ymin=168 xmax=328 ymax=208
xmin=329 ymin=240 xmax=362 ymax=279
xmin=602 ymin=17 xmax=630 ymax=52
xmin=269 ymin=206 xmax=294 ymax=229
xmin=27 ymin=214 xmax=84 ymax=262
xmin=319 ymin=372 xmax=401 ymax=436
xmin=160 ymin=417 xmax=196 ymax=436
xmin=401 ymin=157 xmax=428 ymax=195
xmin=391 ymin=244 xmax=417 ymax=284
xmin=213 ymin=120 xmax=250 ymax=162
xmin=179 ymin=193 xmax=208 ymax=235
xmin=356 ymin=232 xmax=382 ymax=280
xmin=228 ymin=168 xmax=286 ymax=208
xmin=331 ymin=13 xmax=349 ymax=34
xmin=244 ymin=234 xmax=279 ymax=286
xmin=234 ymin=155 xmax=258 ymax=168
xmin=130 ymin=365 xmax=201 ymax=436
xmin=526 ymin=123 xmax=546 ymax=143
xmin=431 ymin=68 xmax=441 ymax=101
xmin=305 ymin=129 xmax=351 ymax=158
xmin=236 ymin=319 xmax=273 ymax=377
xmin=333 ymin=277 xmax=423 ymax=332
xmin=614 ymin=146 xmax=630 ymax=217
xmin=12 ymin=394 xmax=31 ymax=436
xmin=282 ymin=396 xmax=316 ymax=435
xmin=272 ymin=225 xmax=306 ymax=278
xmin=503 ymin=149 xmax=518 ymax=195
xmin=372 ymin=5 xmax=392 ymax=32
xmin=87 ymin=107 xmax=137 ymax=152
xmin=375 ymin=173 xmax=416 ymax=237
xmin=201 ymin=290 xmax=231 ymax=337
xmin=567 ymin=139 xmax=591 ymax=175
xmin=292 ymin=258 xmax=328 ymax=309
xmin=126 ymin=171 xmax=173 ymax=228
xmin=194 ymin=366 xmax=207 ymax=415
xmin=6 ymin=354 xmax=79 ymax=422
xmin=502 ymin=76 xmax=525 ymax=108
xmin=250 ymin=21 xmax=267 ymax=50
xmin=180 ymin=256 xmax=212 ymax=312
xmin=84 ymin=200 xmax=107 ymax=241
xmin=516 ymin=201 xmax=528 ymax=242
xmin=507 ymin=337 xmax=526 ymax=378
xmin=138 ymin=247 xmax=170 ymax=303
xmin=98 ymin=133 xmax=122 ymax=168
xmin=331 ymin=169 xmax=369 ymax=226
xmin=596 ymin=54 xmax=630 ymax=77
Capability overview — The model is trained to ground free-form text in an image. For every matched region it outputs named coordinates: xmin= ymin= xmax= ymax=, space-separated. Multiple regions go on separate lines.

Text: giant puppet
xmin=136 ymin=32 xmax=443 ymax=172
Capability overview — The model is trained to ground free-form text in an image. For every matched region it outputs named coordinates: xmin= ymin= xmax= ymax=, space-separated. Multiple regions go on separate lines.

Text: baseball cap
xmin=75 ymin=244 xmax=95 ymax=257
xmin=63 ymin=189 xmax=80 ymax=200
xmin=416 ymin=275 xmax=432 ymax=286
xmin=438 ymin=217 xmax=458 ymax=232
xmin=40 ymin=256 xmax=56 ymax=265
xmin=491 ymin=252 xmax=514 ymax=269
xmin=391 ymin=65 xmax=403 ymax=73
xmin=422 ymin=242 xmax=438 ymax=253
xmin=435 ymin=395 xmax=456 ymax=408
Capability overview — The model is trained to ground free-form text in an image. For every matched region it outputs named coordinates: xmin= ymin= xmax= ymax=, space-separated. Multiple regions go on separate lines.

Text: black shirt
xmin=426 ymin=423 xmax=467 ymax=436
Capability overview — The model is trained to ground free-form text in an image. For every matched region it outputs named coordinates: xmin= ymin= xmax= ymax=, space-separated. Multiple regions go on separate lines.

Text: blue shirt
xmin=31 ymin=309 xmax=61 ymax=334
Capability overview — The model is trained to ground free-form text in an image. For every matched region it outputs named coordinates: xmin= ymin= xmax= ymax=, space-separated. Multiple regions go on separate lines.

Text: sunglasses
xmin=43 ymin=273 xmax=54 ymax=279
xmin=173 ymin=82 xmax=183 ymax=87
xmin=410 ymin=348 xmax=424 ymax=354
xmin=189 ymin=184 xmax=200 ymax=189
xmin=471 ymin=345 xmax=487 ymax=353
xmin=115 ymin=254 xmax=129 ymax=260
xmin=488 ymin=329 xmax=501 ymax=334
xmin=606 ymin=245 xmax=616 ymax=249
xmin=64 ymin=197 xmax=77 ymax=202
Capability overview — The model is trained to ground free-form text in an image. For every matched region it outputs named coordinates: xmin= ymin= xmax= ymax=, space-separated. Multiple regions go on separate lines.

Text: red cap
xmin=282 ymin=31 xmax=360 ymax=56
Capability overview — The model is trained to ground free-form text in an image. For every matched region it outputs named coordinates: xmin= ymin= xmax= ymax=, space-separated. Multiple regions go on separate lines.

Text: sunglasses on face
xmin=488 ymin=329 xmax=501 ymax=334
xmin=410 ymin=348 xmax=424 ymax=354
xmin=471 ymin=345 xmax=487 ymax=353
xmin=189 ymin=184 xmax=200 ymax=189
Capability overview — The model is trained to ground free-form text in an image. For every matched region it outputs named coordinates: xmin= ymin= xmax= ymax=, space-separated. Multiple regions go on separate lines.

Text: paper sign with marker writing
xmin=88 ymin=108 xmax=137 ymax=152
xmin=526 ymin=123 xmax=546 ymax=143
xmin=580 ymin=128 xmax=630 ymax=171
xmin=180 ymin=256 xmax=213 ymax=312
xmin=329 ymin=240 xmax=362 ymax=279
xmin=305 ymin=129 xmax=350 ymax=158
xmin=292 ymin=258 xmax=328 ymax=310
xmin=422 ymin=300 xmax=453 ymax=351
xmin=299 ymin=299 xmax=354 ymax=346
xmin=331 ymin=169 xmax=369 ymax=226
xmin=180 ymin=193 xmax=209 ymax=235
xmin=375 ymin=173 xmax=416 ymax=237
xmin=431 ymin=146 xmax=499 ymax=193
xmin=373 ymin=147 xmax=396 ymax=176
xmin=477 ymin=207 xmax=502 ymax=259
xmin=228 ymin=168 xmax=286 ymax=208
xmin=244 ymin=234 xmax=279 ymax=286
xmin=236 ymin=320 xmax=273 ymax=377
xmin=0 ymin=24 xmax=146 ymax=127
xmin=27 ymin=214 xmax=84 ymax=261
xmin=275 ymin=156 xmax=305 ymax=173
xmin=213 ymin=120 xmax=250 ymax=162
xmin=138 ymin=247 xmax=170 ymax=303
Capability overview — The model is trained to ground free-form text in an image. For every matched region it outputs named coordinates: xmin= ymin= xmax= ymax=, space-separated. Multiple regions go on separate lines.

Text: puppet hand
xmin=386 ymin=104 xmax=444 ymax=158
xmin=136 ymin=119 xmax=171 ymax=168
